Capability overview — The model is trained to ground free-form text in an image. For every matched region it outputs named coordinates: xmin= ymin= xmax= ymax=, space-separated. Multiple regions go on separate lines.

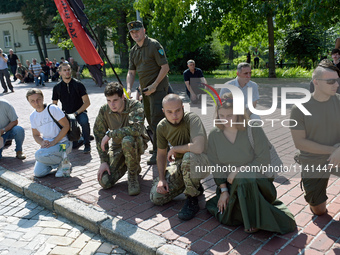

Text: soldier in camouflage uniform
xmin=150 ymin=94 xmax=209 ymax=220
xmin=94 ymin=82 xmax=148 ymax=196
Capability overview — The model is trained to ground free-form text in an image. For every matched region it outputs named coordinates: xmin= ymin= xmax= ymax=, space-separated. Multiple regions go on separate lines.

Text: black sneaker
xmin=178 ymin=196 xmax=200 ymax=221
xmin=83 ymin=144 xmax=91 ymax=154
xmin=89 ymin=135 xmax=94 ymax=141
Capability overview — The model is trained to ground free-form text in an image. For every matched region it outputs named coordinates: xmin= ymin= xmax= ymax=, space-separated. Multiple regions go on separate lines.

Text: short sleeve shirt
xmin=290 ymin=94 xmax=340 ymax=159
xmin=8 ymin=54 xmax=18 ymax=66
xmin=183 ymin=68 xmax=204 ymax=82
xmin=52 ymin=78 xmax=87 ymax=114
xmin=0 ymin=99 xmax=18 ymax=129
xmin=129 ymin=36 xmax=168 ymax=90
xmin=157 ymin=112 xmax=208 ymax=159
xmin=219 ymin=78 xmax=260 ymax=108
xmin=0 ymin=53 xmax=8 ymax=70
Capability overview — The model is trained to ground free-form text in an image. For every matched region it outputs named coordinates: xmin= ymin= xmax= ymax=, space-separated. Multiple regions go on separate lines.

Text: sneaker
xmin=178 ymin=196 xmax=200 ymax=221
xmin=89 ymin=135 xmax=94 ymax=141
xmin=42 ymin=83 xmax=45 ymax=86
xmin=83 ymin=144 xmax=91 ymax=154
xmin=147 ymin=152 xmax=157 ymax=165
xmin=128 ymin=173 xmax=140 ymax=196
xmin=16 ymin=151 xmax=26 ymax=160
xmin=3 ymin=90 xmax=8 ymax=93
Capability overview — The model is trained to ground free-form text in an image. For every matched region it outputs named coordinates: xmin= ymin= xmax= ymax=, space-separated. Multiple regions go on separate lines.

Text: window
xmin=28 ymin=31 xmax=35 ymax=45
xmin=3 ymin=31 xmax=11 ymax=48
xmin=45 ymin=34 xmax=51 ymax=44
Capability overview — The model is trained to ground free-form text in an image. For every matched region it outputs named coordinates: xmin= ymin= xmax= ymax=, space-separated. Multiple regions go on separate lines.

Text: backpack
xmin=47 ymin=104 xmax=81 ymax=142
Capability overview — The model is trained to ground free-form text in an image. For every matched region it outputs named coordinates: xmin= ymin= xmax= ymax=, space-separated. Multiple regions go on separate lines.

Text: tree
xmin=282 ymin=25 xmax=323 ymax=66
xmin=135 ymin=0 xmax=224 ymax=72
xmin=20 ymin=0 xmax=57 ymax=61
xmin=50 ymin=0 xmax=135 ymax=69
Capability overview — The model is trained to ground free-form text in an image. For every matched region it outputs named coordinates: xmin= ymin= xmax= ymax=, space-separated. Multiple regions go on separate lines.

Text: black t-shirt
xmin=42 ymin=65 xmax=49 ymax=75
xmin=52 ymin=78 xmax=87 ymax=114
xmin=8 ymin=54 xmax=18 ymax=66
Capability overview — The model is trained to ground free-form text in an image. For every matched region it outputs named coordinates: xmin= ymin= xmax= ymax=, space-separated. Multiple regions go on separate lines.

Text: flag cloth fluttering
xmin=54 ymin=0 xmax=104 ymax=66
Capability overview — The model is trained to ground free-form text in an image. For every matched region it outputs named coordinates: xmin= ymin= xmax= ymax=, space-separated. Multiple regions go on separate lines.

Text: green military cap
xmin=127 ymin=20 xmax=144 ymax=32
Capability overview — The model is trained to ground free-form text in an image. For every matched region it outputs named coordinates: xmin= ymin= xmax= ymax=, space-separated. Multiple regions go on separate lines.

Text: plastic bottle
xmin=57 ymin=144 xmax=72 ymax=177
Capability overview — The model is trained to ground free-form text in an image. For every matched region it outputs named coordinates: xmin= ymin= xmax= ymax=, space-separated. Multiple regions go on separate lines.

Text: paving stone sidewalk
xmin=0 ymin=184 xmax=127 ymax=255
xmin=0 ymin=77 xmax=339 ymax=254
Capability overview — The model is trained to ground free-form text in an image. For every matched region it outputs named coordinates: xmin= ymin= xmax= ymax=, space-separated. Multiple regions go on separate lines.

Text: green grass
xmin=81 ymin=66 xmax=313 ymax=82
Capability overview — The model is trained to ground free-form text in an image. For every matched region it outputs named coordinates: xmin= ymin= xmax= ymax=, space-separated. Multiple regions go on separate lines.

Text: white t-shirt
xmin=30 ymin=104 xmax=68 ymax=143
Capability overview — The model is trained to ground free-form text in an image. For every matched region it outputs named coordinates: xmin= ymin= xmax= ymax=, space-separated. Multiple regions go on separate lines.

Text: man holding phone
xmin=126 ymin=20 xmax=170 ymax=165
xmin=0 ymin=48 xmax=14 ymax=93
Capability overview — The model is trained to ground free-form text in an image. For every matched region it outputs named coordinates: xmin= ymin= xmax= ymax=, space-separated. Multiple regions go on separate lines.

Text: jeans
xmin=10 ymin=65 xmax=17 ymax=80
xmin=0 ymin=126 xmax=25 ymax=159
xmin=0 ymin=68 xmax=13 ymax=91
xmin=34 ymin=73 xmax=45 ymax=86
xmin=76 ymin=112 xmax=90 ymax=145
xmin=34 ymin=141 xmax=71 ymax=177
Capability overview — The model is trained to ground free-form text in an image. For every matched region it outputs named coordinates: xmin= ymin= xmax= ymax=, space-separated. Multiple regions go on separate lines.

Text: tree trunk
xmin=34 ymin=33 xmax=45 ymax=62
xmin=64 ymin=49 xmax=70 ymax=61
xmin=117 ymin=10 xmax=129 ymax=69
xmin=41 ymin=29 xmax=48 ymax=59
xmin=267 ymin=11 xmax=276 ymax=78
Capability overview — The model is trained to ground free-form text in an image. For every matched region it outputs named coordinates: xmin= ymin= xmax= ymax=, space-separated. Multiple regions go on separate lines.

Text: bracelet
xmin=220 ymin=187 xmax=228 ymax=193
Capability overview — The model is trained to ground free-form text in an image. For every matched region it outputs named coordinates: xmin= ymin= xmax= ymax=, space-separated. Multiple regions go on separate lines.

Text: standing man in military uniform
xmin=94 ymin=82 xmax=148 ymax=195
xmin=126 ymin=20 xmax=170 ymax=165
xmin=150 ymin=94 xmax=209 ymax=221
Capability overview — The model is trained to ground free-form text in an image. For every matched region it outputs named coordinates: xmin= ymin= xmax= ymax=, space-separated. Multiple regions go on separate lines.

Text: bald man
xmin=150 ymin=94 xmax=209 ymax=221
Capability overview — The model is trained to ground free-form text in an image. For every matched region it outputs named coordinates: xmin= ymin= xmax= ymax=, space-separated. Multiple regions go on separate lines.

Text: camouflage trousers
xmin=150 ymin=152 xmax=209 ymax=205
xmin=99 ymin=136 xmax=144 ymax=189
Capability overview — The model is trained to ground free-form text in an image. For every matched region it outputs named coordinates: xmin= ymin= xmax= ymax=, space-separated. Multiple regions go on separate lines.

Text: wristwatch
xmin=220 ymin=187 xmax=228 ymax=193
xmin=2 ymin=128 xmax=5 ymax=133
xmin=105 ymin=130 xmax=110 ymax=137
xmin=74 ymin=111 xmax=78 ymax=116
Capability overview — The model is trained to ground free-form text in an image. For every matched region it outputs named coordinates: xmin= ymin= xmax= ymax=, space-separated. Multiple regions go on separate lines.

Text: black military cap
xmin=127 ymin=20 xmax=144 ymax=32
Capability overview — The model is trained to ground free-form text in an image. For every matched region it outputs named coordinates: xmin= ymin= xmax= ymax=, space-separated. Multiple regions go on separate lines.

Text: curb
xmin=0 ymin=167 xmax=197 ymax=255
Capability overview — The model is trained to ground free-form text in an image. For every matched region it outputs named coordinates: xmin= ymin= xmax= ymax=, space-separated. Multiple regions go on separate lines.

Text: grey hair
xmin=237 ymin=62 xmax=251 ymax=72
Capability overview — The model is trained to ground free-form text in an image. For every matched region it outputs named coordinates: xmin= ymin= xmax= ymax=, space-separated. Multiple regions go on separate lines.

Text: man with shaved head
xmin=290 ymin=59 xmax=340 ymax=216
xmin=150 ymin=94 xmax=209 ymax=221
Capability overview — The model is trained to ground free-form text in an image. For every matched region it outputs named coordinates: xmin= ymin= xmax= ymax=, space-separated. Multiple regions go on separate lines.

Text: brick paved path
xmin=0 ymin=77 xmax=339 ymax=254
xmin=0 ymin=185 xmax=128 ymax=255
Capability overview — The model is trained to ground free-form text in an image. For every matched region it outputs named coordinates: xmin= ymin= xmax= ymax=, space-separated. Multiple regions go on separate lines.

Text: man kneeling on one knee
xmin=150 ymin=94 xmax=209 ymax=220
xmin=94 ymin=82 xmax=149 ymax=196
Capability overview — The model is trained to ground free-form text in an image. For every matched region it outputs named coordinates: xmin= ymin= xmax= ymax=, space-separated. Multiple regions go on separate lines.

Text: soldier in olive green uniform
xmin=94 ymin=82 xmax=149 ymax=196
xmin=290 ymin=60 xmax=340 ymax=215
xmin=150 ymin=94 xmax=209 ymax=221
xmin=126 ymin=20 xmax=170 ymax=166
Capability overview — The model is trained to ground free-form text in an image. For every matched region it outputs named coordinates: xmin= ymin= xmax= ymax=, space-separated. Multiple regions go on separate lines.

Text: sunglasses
xmin=316 ymin=78 xmax=340 ymax=85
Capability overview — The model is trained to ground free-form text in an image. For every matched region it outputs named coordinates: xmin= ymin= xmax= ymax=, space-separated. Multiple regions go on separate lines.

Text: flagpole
xmin=86 ymin=23 xmax=123 ymax=86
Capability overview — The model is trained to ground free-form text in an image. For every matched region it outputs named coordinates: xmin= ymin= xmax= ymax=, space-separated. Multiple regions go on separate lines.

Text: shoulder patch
xmin=158 ymin=49 xmax=164 ymax=56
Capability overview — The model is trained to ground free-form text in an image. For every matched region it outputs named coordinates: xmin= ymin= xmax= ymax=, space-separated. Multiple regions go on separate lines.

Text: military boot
xmin=178 ymin=196 xmax=199 ymax=221
xmin=128 ymin=172 xmax=140 ymax=196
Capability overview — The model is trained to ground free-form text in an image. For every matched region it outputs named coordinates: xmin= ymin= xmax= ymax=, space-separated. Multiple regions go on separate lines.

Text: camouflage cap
xmin=127 ymin=21 xmax=144 ymax=32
